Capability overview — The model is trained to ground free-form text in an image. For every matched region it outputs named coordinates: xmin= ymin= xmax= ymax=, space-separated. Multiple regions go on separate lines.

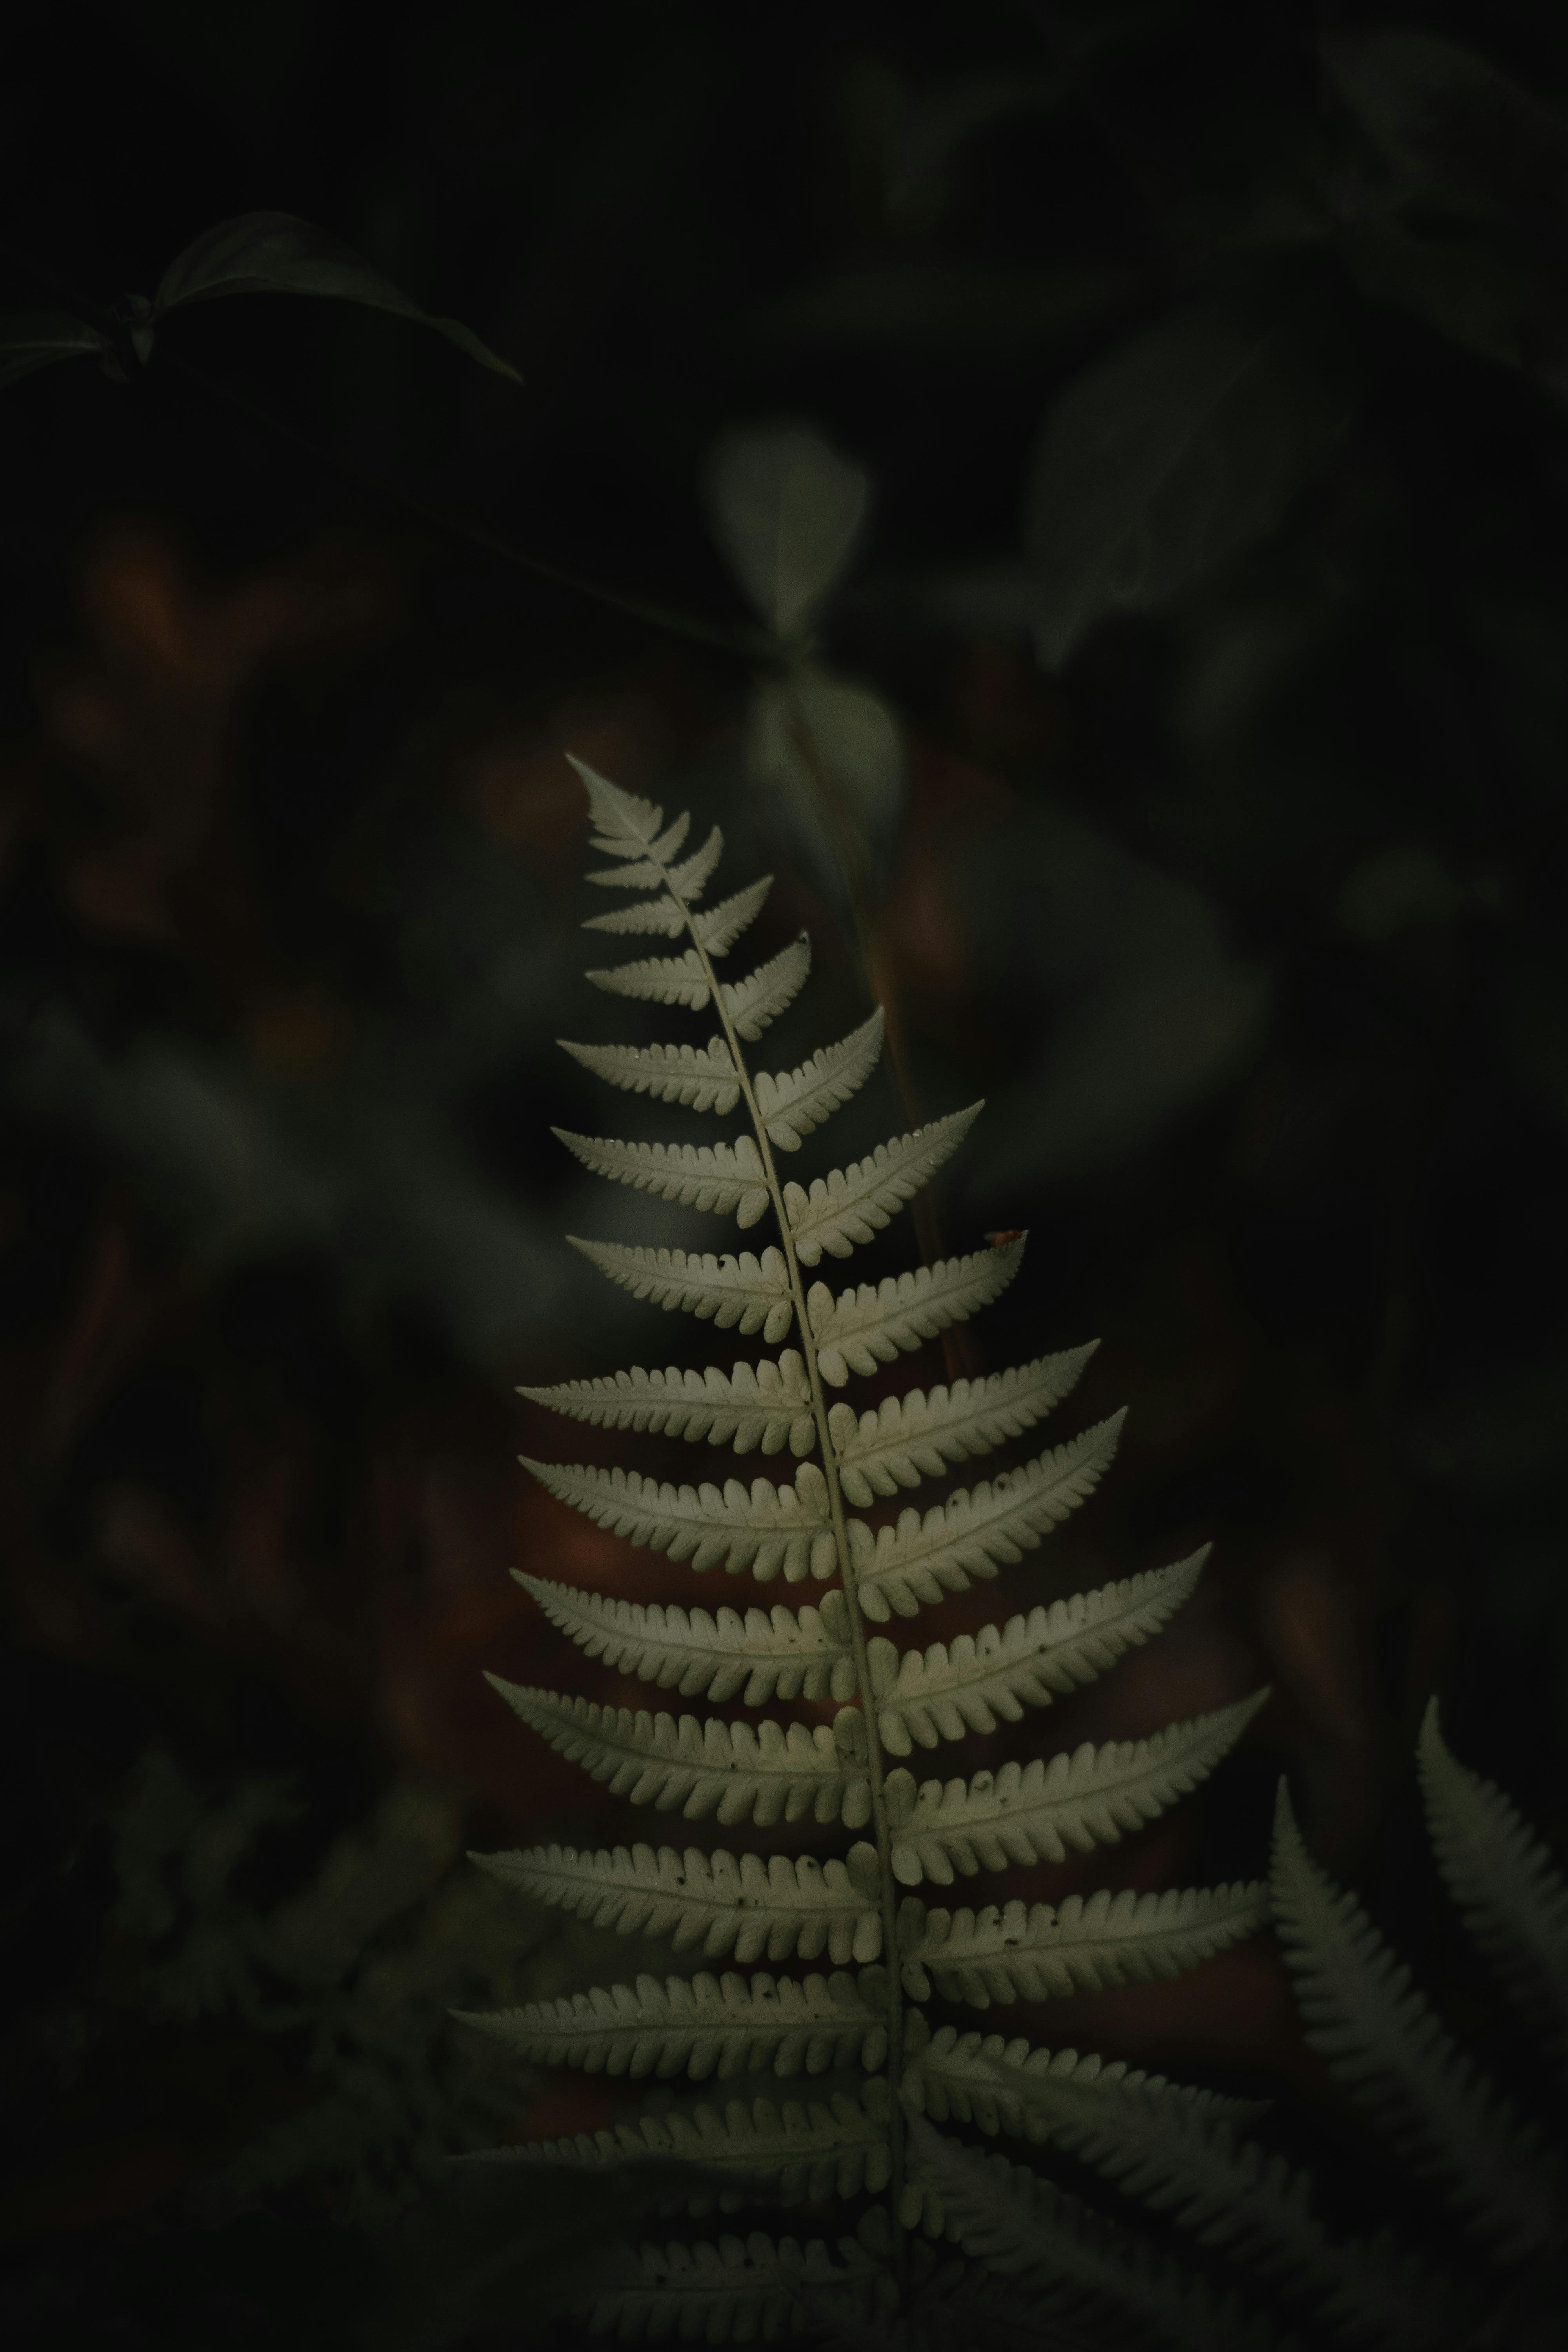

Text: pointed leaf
xmin=567 ymin=1238 xmax=793 ymax=1341
xmin=582 ymin=893 xmax=687 ymax=938
xmin=722 ymin=935 xmax=811 ymax=1039
xmin=584 ymin=947 xmax=710 ymax=1008
xmin=551 ymin=1128 xmax=769 ymax=1224
xmin=0 ymin=311 xmax=114 ymax=389
xmin=871 ymin=1550 xmax=1209 ymax=1754
xmin=566 ymin=755 xmax=674 ymax=856
xmin=486 ymin=1681 xmax=872 ymax=1828
xmin=153 ymin=211 xmax=522 ymax=382
xmin=784 ymin=1104 xmax=983 ymax=1266
xmin=846 ymin=1413 xmax=1127 ymax=1622
xmin=810 ymin=1236 xmax=1027 ymax=1385
xmin=585 ymin=823 xmax=722 ymax=898
xmin=474 ymin=1839 xmax=883 ymax=1964
xmin=520 ymin=1456 xmax=834 ymax=1581
xmin=516 ymin=1575 xmax=854 ymax=1703
xmin=557 ymin=1035 xmax=740 ymax=1114
xmin=696 ymin=875 xmax=773 ymax=957
xmin=458 ymin=1965 xmax=888 ymax=2078
xmin=706 ymin=425 xmax=870 ymax=637
xmin=905 ymin=1879 xmax=1267 ymax=2006
xmin=754 ymin=1009 xmax=885 ymax=1151
xmin=519 ymin=1350 xmax=816 ymax=1456
xmin=833 ymin=1343 xmax=1098 ymax=1502
xmin=887 ymin=1691 xmax=1270 ymax=1885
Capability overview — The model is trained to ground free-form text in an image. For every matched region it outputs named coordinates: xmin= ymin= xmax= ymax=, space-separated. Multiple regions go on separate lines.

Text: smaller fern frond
xmin=557 ymin=1034 xmax=740 ymax=1112
xmin=832 ymin=1346 xmax=1099 ymax=1502
xmin=515 ymin=1575 xmax=855 ymax=1703
xmin=486 ymin=1680 xmax=873 ymax=1827
xmin=473 ymin=1840 xmax=883 ymax=1964
xmin=457 ymin=1964 xmax=889 ymax=2079
xmin=887 ymin=1692 xmax=1269 ymax=1885
xmin=752 ymin=1009 xmax=886 ymax=1150
xmin=721 ymin=935 xmax=812 ymax=1038
xmin=476 ymin=2083 xmax=891 ymax=2208
xmin=1270 ymin=1781 xmax=1561 ymax=2260
xmin=909 ymin=2028 xmax=1258 ymax=2141
xmin=571 ymin=757 xmax=686 ymax=861
xmin=518 ymin=1350 xmax=816 ymax=1456
xmin=1418 ymin=1698 xmax=1568 ymax=2069
xmin=809 ymin=1238 xmax=1028 ymax=1386
xmin=586 ymin=2230 xmax=881 ymax=2348
xmin=519 ymin=1457 xmax=835 ymax=1581
xmin=581 ymin=892 xmax=689 ymax=938
xmin=586 ymin=947 xmax=712 ymax=1007
xmin=695 ymin=875 xmax=775 ymax=957
xmin=846 ymin=1414 xmax=1128 ymax=1621
xmin=902 ymin=1880 xmax=1268 ymax=2005
xmin=783 ymin=1105 xmax=984 ymax=1265
xmin=567 ymin=1238 xmax=793 ymax=1340
xmin=869 ymin=1552 xmax=1209 ymax=1755
xmin=584 ymin=820 xmax=725 ymax=898
xmin=551 ymin=1127 xmax=771 ymax=1225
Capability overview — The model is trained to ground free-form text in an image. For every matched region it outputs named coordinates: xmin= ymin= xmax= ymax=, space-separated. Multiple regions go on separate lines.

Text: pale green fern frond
xmin=518 ymin=1457 xmax=835 ymax=1579
xmin=888 ymin=1693 xmax=1269 ymax=1885
xmin=901 ymin=1880 xmax=1268 ymax=2006
xmin=550 ymin=1127 xmax=771 ymax=1224
xmin=585 ymin=821 xmax=724 ymax=897
xmin=457 ymin=1964 xmax=888 ymax=2079
xmin=587 ymin=946 xmax=712 ymax=1007
xmin=557 ymin=1034 xmax=740 ymax=1112
xmin=515 ymin=1576 xmax=855 ymax=1702
xmin=845 ymin=1416 xmax=1129 ymax=1621
xmin=720 ymin=933 xmax=811 ymax=1038
xmin=1270 ymin=1782 xmax=1561 ymax=2259
xmin=809 ymin=1238 xmax=1027 ymax=1385
xmin=1418 ymin=1698 xmax=1568 ymax=2070
xmin=472 ymin=1841 xmax=883 ymax=1964
xmin=782 ymin=1105 xmax=983 ymax=1264
xmin=753 ymin=1008 xmax=885 ymax=1150
xmin=831 ymin=1345 xmax=1098 ymax=1501
xmin=519 ymin=1350 xmax=816 ymax=1455
xmin=583 ymin=873 xmax=770 ymax=952
xmin=567 ymin=1237 xmax=793 ymax=1339
xmin=486 ymin=1681 xmax=875 ymax=1828
xmin=869 ymin=1552 xmax=1209 ymax=1755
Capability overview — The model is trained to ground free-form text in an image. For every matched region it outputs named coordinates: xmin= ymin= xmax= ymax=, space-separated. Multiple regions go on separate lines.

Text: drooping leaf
xmin=152 ymin=211 xmax=522 ymax=382
xmin=1325 ymin=29 xmax=1568 ymax=226
xmin=832 ymin=1344 xmax=1099 ymax=1501
xmin=0 ymin=311 xmax=113 ymax=389
xmin=706 ymin=425 xmax=870 ymax=637
xmin=516 ymin=1575 xmax=854 ymax=1704
xmin=520 ymin=1456 xmax=835 ymax=1581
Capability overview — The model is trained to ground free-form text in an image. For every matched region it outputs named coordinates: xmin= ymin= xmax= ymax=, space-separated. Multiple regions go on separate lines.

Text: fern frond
xmin=904 ymin=2114 xmax=1277 ymax=2352
xmin=909 ymin=2027 xmax=1257 ymax=2142
xmin=479 ymin=2083 xmax=891 ymax=2207
xmin=567 ymin=1238 xmax=793 ymax=1341
xmin=557 ymin=1034 xmax=740 ymax=1113
xmin=551 ymin=1128 xmax=771 ymax=1225
xmin=582 ymin=892 xmax=688 ymax=938
xmin=473 ymin=1840 xmax=883 ymax=1964
xmin=486 ymin=1680 xmax=873 ymax=1828
xmin=519 ymin=1457 xmax=834 ymax=1581
xmin=1418 ymin=1699 xmax=1568 ymax=2068
xmin=783 ymin=1105 xmax=984 ymax=1265
xmin=845 ymin=1415 xmax=1127 ymax=1622
xmin=457 ymin=1964 xmax=889 ymax=2078
xmin=887 ymin=1692 xmax=1269 ymax=1886
xmin=833 ymin=1346 xmax=1099 ymax=1502
xmin=697 ymin=875 xmax=775 ymax=956
xmin=587 ymin=2231 xmax=880 ymax=2346
xmin=584 ymin=821 xmax=724 ymax=898
xmin=586 ymin=947 xmax=711 ymax=1007
xmin=902 ymin=1880 xmax=1268 ymax=2006
xmin=1270 ymin=1782 xmax=1560 ymax=2259
xmin=515 ymin=1575 xmax=854 ymax=1704
xmin=519 ymin=1350 xmax=816 ymax=1456
xmin=722 ymin=935 xmax=811 ymax=1039
xmin=810 ymin=1239 xmax=1028 ymax=1386
xmin=870 ymin=1552 xmax=1209 ymax=1755
xmin=569 ymin=755 xmax=687 ymax=861
xmin=753 ymin=1010 xmax=885 ymax=1151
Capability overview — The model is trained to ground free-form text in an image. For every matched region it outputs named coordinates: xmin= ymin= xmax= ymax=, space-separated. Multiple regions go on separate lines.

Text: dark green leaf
xmin=0 ymin=310 xmax=113 ymax=390
xmin=1026 ymin=308 xmax=1357 ymax=669
xmin=1326 ymin=31 xmax=1568 ymax=229
xmin=153 ymin=212 xmax=522 ymax=384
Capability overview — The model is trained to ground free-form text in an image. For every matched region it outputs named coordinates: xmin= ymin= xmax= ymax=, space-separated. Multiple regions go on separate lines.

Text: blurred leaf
xmin=0 ymin=310 xmax=113 ymax=388
xmin=1344 ymin=214 xmax=1568 ymax=375
xmin=706 ymin=424 xmax=869 ymax=639
xmin=1337 ymin=846 xmax=1469 ymax=942
xmin=745 ymin=262 xmax=1127 ymax=357
xmin=1026 ymin=307 xmax=1357 ymax=668
xmin=746 ymin=668 xmax=905 ymax=904
xmin=153 ymin=212 xmax=523 ymax=383
xmin=1326 ymin=29 xmax=1568 ymax=228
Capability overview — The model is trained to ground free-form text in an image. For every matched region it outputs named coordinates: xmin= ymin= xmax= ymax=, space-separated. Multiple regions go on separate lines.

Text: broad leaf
xmin=706 ymin=425 xmax=870 ymax=637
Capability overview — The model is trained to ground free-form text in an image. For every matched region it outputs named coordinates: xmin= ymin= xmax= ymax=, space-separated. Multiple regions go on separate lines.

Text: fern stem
xmin=659 ymin=859 xmax=911 ymax=2286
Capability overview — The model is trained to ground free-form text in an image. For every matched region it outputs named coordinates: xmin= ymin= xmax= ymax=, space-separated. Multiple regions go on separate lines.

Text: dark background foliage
xmin=3 ymin=2 xmax=1567 ymax=2344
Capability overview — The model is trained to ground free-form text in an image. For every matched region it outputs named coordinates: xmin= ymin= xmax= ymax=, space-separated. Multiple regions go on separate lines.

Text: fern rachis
xmin=462 ymin=759 xmax=1272 ymax=2345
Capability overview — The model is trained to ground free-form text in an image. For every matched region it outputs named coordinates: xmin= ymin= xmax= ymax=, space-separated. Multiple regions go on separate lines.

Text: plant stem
xmin=658 ymin=861 xmax=909 ymax=2287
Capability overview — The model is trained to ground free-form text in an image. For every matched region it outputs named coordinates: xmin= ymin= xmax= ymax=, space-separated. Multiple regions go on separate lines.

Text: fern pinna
xmin=459 ymin=760 xmax=1270 ymax=2345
